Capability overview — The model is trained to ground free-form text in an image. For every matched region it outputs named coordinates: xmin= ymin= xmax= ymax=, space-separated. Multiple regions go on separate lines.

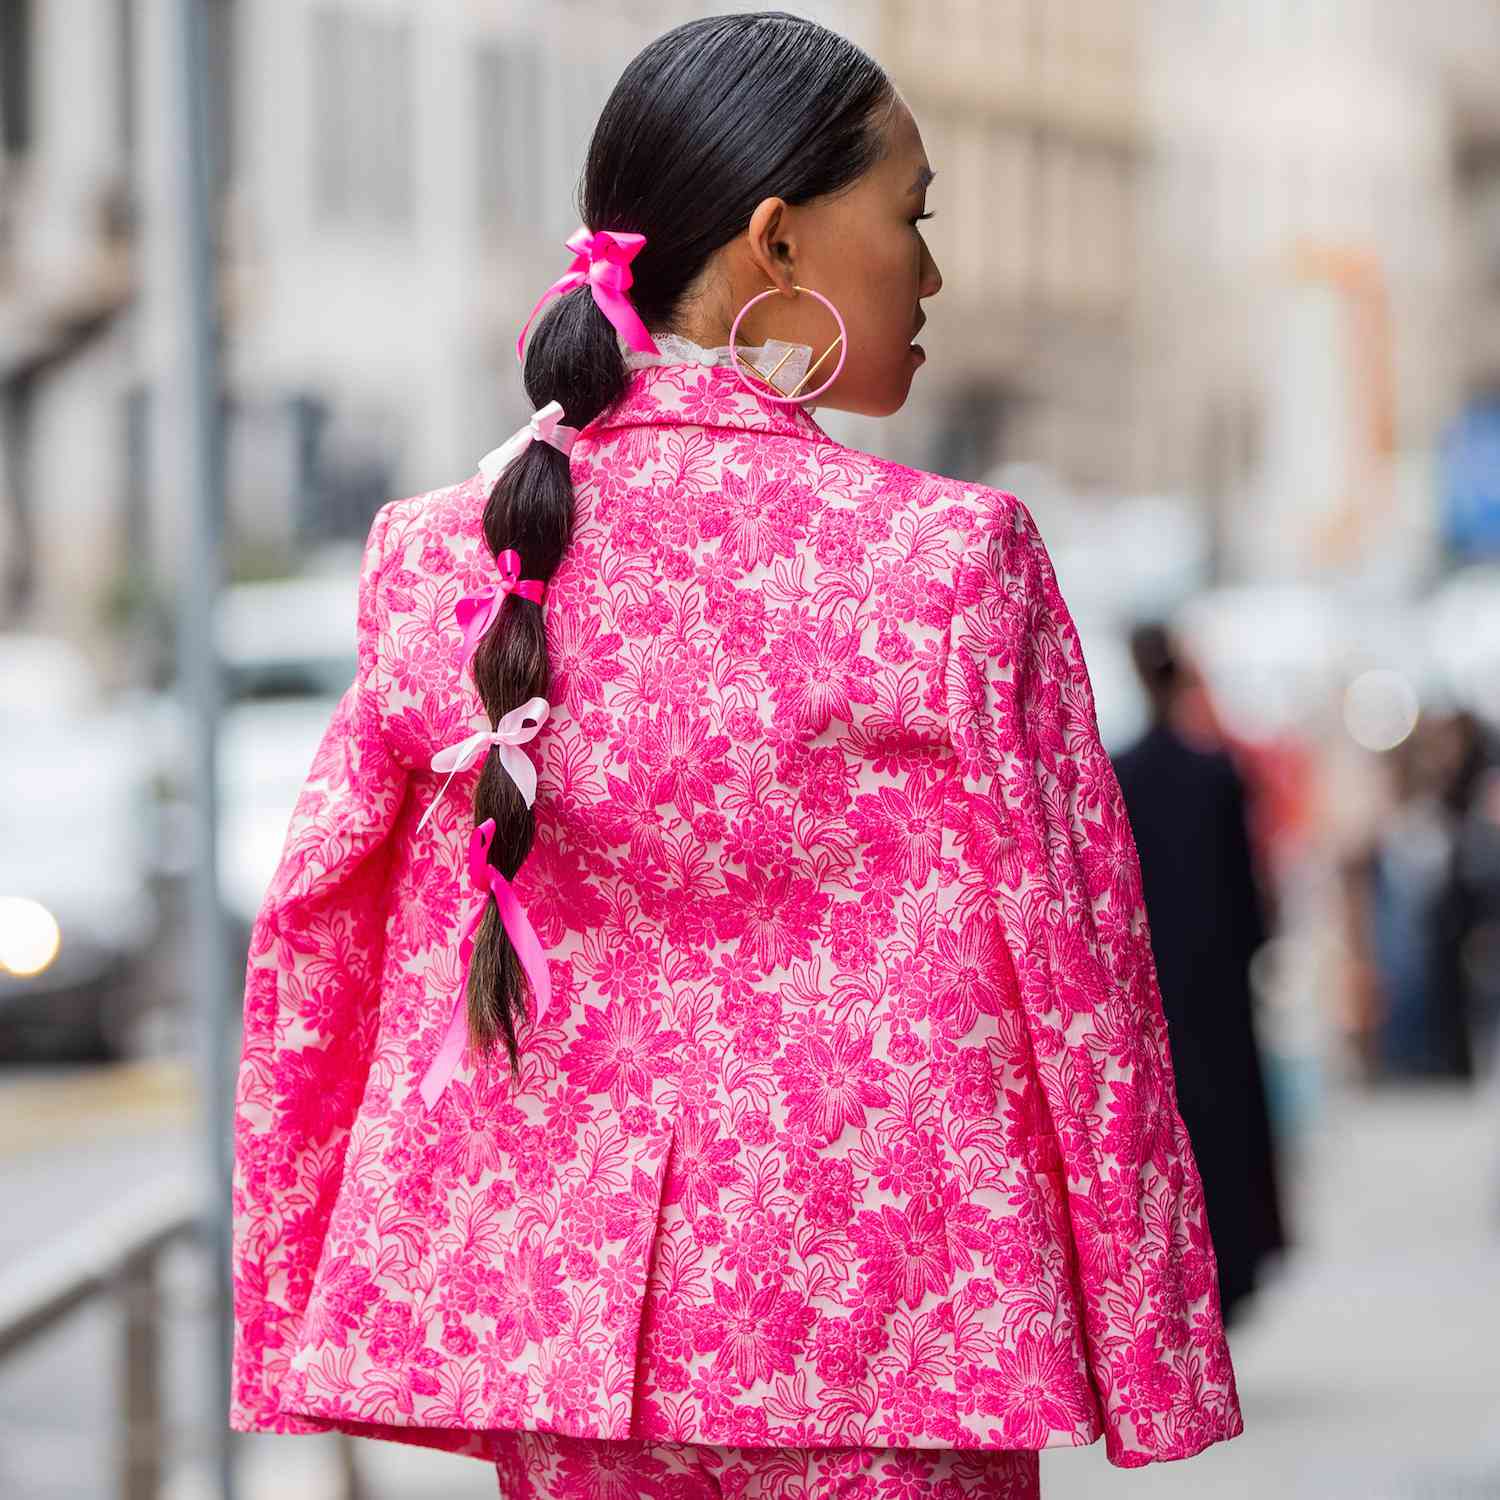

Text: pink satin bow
xmin=477 ymin=401 xmax=581 ymax=486
xmin=515 ymin=226 xmax=660 ymax=365
xmin=418 ymin=817 xmax=552 ymax=1110
xmin=455 ymin=549 xmax=545 ymax=668
xmin=414 ymin=696 xmax=550 ymax=837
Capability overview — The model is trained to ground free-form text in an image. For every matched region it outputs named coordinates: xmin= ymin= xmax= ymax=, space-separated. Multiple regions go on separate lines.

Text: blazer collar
xmin=582 ymin=360 xmax=834 ymax=445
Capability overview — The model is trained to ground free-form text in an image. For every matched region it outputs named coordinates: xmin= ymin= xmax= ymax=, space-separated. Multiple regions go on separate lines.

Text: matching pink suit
xmin=229 ymin=359 xmax=1244 ymax=1495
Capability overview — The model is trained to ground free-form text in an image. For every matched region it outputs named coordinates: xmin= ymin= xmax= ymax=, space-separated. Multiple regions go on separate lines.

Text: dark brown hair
xmin=467 ymin=12 xmax=894 ymax=1074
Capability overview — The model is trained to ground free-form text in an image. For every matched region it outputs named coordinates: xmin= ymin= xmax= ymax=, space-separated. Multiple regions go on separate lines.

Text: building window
xmin=475 ymin=37 xmax=542 ymax=241
xmin=310 ymin=4 xmax=414 ymax=229
xmin=0 ymin=0 xmax=31 ymax=156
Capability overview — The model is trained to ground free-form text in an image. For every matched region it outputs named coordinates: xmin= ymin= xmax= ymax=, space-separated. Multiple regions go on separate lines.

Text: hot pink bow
xmin=515 ymin=226 xmax=660 ymax=365
xmin=417 ymin=817 xmax=552 ymax=1110
xmin=455 ymin=549 xmax=545 ymax=667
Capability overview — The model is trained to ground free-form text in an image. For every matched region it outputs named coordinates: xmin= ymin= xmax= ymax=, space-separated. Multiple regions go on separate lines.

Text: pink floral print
xmin=491 ymin=1429 xmax=1042 ymax=1499
xmin=229 ymin=360 xmax=1243 ymax=1472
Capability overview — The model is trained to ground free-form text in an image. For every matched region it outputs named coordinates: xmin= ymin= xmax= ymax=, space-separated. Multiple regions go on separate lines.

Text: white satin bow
xmin=414 ymin=696 xmax=550 ymax=835
xmin=478 ymin=401 xmax=580 ymax=484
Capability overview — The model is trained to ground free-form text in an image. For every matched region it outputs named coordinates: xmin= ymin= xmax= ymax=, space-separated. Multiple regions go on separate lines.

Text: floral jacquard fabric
xmin=489 ymin=1430 xmax=1043 ymax=1498
xmin=229 ymin=360 xmax=1244 ymax=1472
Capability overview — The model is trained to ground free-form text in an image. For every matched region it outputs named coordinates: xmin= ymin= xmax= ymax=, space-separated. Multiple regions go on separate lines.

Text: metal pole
xmin=165 ymin=0 xmax=235 ymax=1495
xmin=335 ymin=1434 xmax=368 ymax=1500
xmin=119 ymin=1252 xmax=164 ymax=1500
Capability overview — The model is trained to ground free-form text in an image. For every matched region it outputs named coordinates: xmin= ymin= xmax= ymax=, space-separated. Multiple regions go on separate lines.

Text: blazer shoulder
xmin=899 ymin=471 xmax=1031 ymax=586
xmin=377 ymin=473 xmax=487 ymax=555
xmin=822 ymin=460 xmax=1035 ymax=614
xmin=357 ymin=476 xmax=482 ymax=636
xmin=827 ymin=447 xmax=1025 ymax=545
xmin=389 ymin=473 xmax=482 ymax=525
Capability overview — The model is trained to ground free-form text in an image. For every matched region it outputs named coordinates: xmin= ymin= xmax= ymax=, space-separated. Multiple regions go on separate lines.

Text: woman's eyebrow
xmin=909 ymin=165 xmax=936 ymax=194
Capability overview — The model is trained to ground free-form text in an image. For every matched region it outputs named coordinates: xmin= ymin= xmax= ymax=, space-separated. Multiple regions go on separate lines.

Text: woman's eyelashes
xmin=911 ymin=211 xmax=935 ymax=225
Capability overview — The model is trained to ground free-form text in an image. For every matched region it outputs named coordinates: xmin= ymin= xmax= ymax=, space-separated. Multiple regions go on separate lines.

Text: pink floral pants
xmin=491 ymin=1432 xmax=1041 ymax=1499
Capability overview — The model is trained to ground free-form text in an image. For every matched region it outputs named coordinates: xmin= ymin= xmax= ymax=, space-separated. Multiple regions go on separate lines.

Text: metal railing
xmin=0 ymin=1179 xmax=198 ymax=1498
xmin=0 ymin=1178 xmax=367 ymax=1500
xmin=0 ymin=1178 xmax=198 ymax=1500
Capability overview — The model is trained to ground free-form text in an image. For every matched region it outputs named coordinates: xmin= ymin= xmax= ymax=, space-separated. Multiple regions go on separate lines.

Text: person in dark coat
xmin=1424 ymin=709 xmax=1494 ymax=1082
xmin=1112 ymin=622 xmax=1289 ymax=1325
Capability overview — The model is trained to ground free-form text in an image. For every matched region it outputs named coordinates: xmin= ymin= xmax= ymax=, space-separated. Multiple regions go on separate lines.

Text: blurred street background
xmin=4 ymin=1 xmax=1500 ymax=1496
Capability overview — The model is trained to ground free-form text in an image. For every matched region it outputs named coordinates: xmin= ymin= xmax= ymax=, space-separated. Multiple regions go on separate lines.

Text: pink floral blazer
xmin=230 ymin=359 xmax=1244 ymax=1468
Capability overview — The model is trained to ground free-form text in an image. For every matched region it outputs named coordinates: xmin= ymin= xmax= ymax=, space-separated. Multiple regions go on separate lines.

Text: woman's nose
xmin=921 ymin=240 xmax=942 ymax=298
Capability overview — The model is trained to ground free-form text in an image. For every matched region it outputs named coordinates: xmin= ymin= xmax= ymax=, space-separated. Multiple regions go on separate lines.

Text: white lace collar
xmin=618 ymin=330 xmax=819 ymax=409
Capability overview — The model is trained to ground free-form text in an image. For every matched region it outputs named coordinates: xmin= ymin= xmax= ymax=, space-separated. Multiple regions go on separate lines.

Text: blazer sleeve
xmin=229 ymin=498 xmax=408 ymax=1433
xmin=945 ymin=493 xmax=1244 ymax=1467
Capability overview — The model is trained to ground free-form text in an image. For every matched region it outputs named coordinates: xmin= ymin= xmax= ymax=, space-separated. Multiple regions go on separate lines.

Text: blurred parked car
xmin=0 ymin=634 xmax=161 ymax=1059
xmin=214 ymin=572 xmax=358 ymax=940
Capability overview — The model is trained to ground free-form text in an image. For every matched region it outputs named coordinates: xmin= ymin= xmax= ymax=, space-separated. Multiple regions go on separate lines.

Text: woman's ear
xmin=744 ymin=196 xmax=798 ymax=294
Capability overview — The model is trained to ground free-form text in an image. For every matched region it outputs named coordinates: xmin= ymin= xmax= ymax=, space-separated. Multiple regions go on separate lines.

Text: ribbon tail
xmin=420 ymin=904 xmax=488 ymax=1109
xmin=478 ymin=429 xmax=528 ymax=485
xmin=591 ymin=282 xmax=659 ymax=355
xmin=458 ymin=595 xmax=501 ymax=665
xmin=490 ymin=873 xmax=552 ymax=1026
xmin=517 ymin=270 xmax=584 ymax=364
xmin=414 ymin=762 xmax=466 ymax=836
xmin=496 ymin=743 xmax=538 ymax=808
xmin=418 ymin=993 xmax=469 ymax=1111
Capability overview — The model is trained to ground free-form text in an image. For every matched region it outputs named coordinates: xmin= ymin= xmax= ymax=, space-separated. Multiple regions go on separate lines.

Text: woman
xmin=230 ymin=13 xmax=1243 ymax=1498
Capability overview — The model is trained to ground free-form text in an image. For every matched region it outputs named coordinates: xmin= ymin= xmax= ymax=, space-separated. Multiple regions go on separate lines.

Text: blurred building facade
xmin=1443 ymin=6 xmax=1500 ymax=565
xmin=0 ymin=0 xmax=142 ymax=648
xmin=6 ymin=0 xmax=1500 ymax=668
xmin=865 ymin=0 xmax=1145 ymax=490
xmin=1137 ymin=0 xmax=1500 ymax=588
xmin=0 ymin=0 xmax=236 ymax=682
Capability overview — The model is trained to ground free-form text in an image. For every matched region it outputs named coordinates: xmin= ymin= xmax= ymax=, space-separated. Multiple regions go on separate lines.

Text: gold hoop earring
xmin=727 ymin=283 xmax=848 ymax=405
